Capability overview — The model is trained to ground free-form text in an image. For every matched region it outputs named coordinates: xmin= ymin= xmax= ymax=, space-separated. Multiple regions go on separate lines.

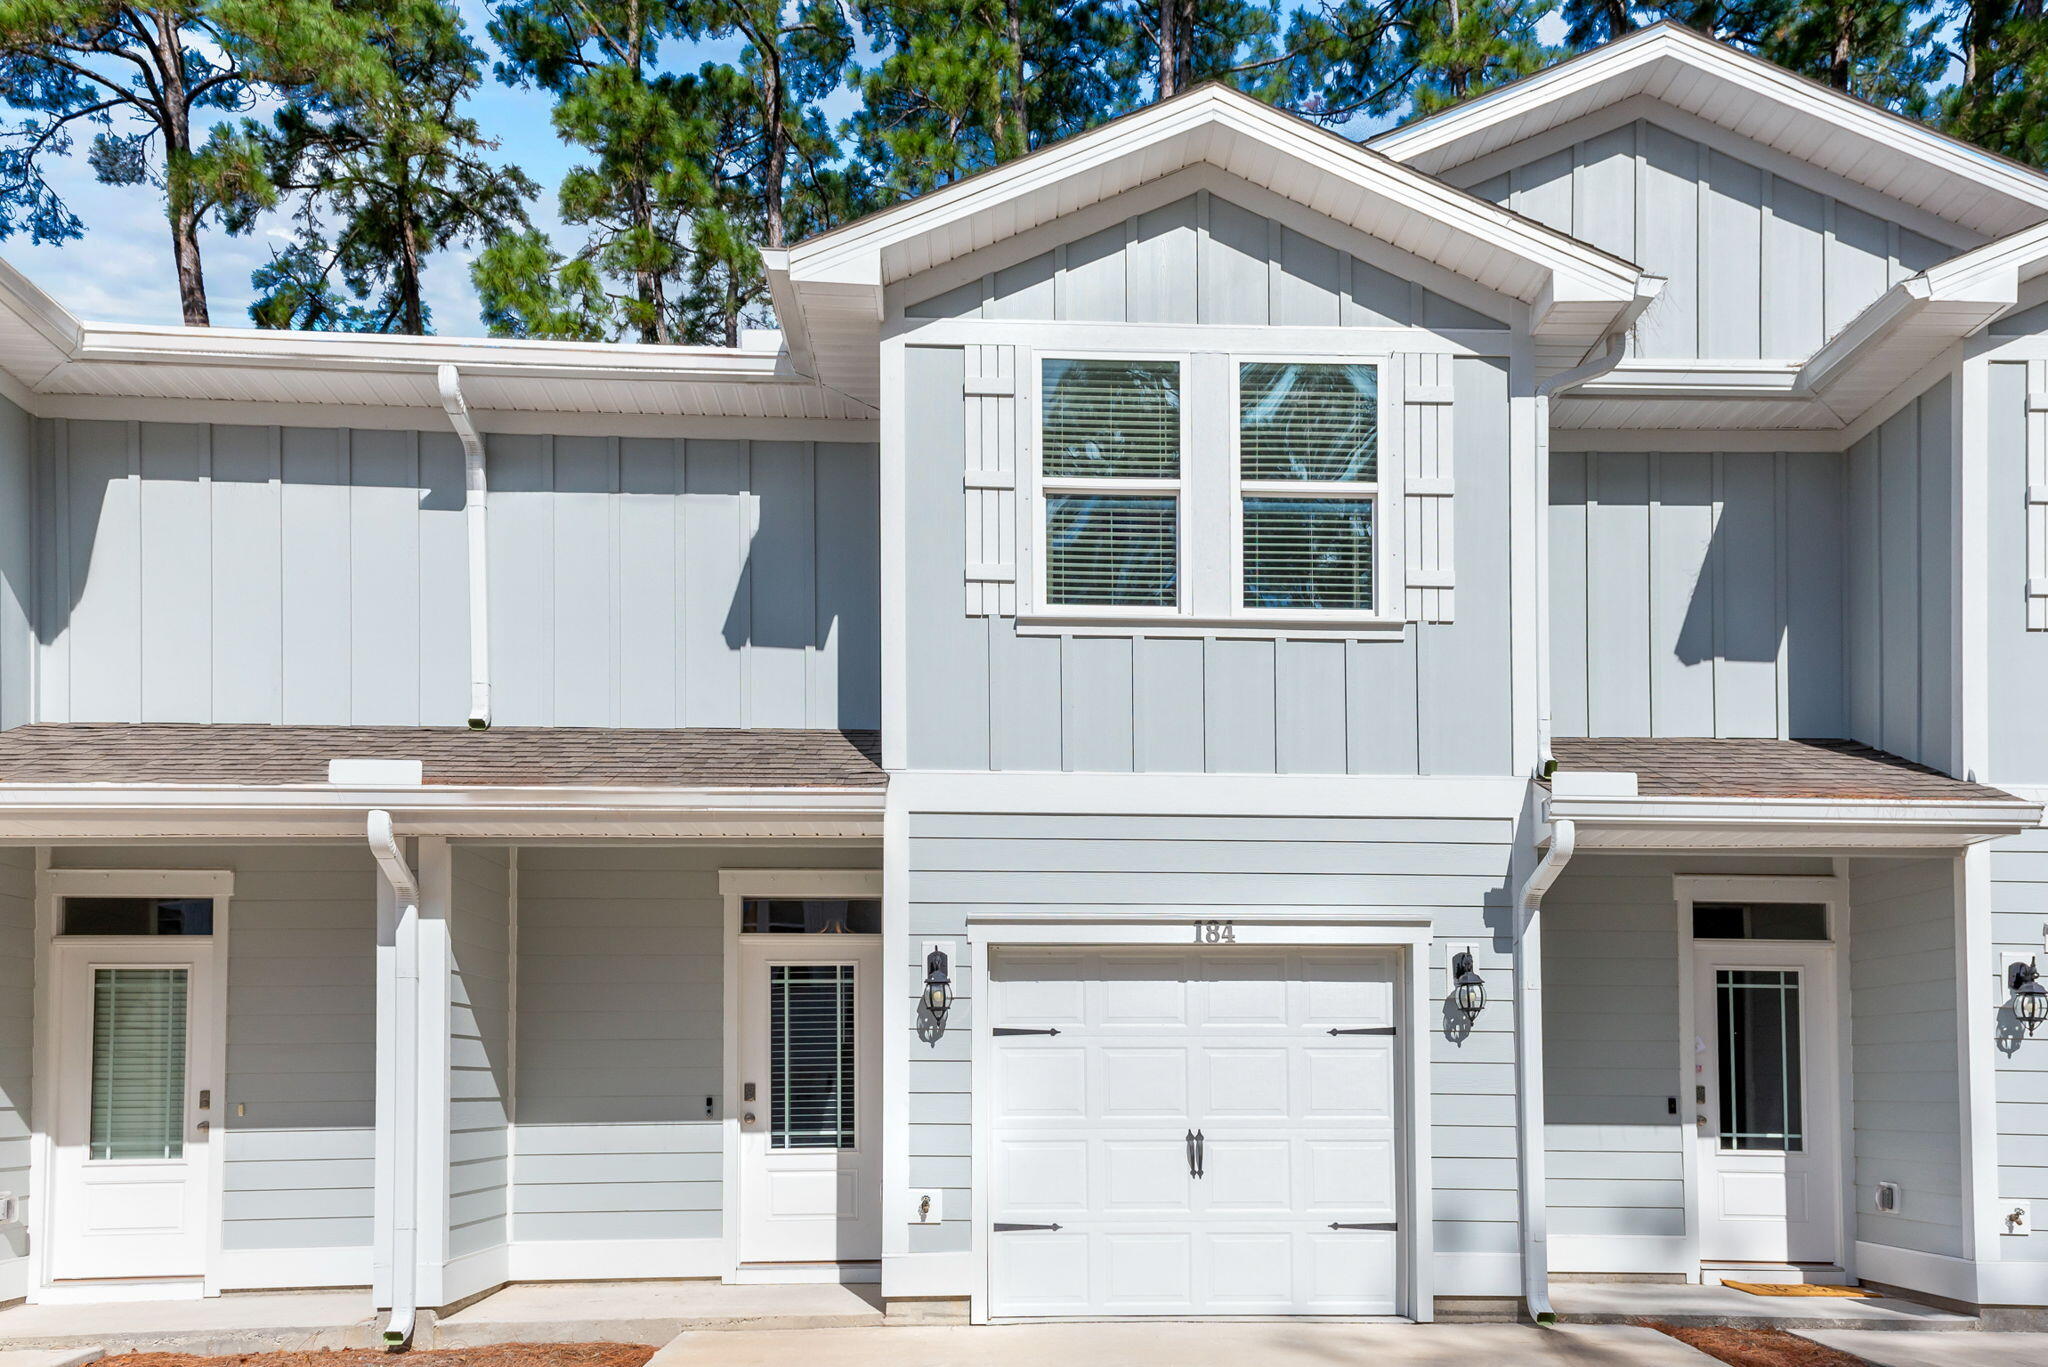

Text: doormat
xmin=1720 ymin=1280 xmax=1880 ymax=1298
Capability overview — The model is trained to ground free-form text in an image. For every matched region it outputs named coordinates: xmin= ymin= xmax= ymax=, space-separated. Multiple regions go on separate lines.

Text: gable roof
xmin=770 ymin=82 xmax=1658 ymax=402
xmin=1370 ymin=22 xmax=2048 ymax=244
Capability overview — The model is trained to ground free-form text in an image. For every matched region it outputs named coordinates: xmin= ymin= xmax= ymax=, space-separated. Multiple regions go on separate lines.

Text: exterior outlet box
xmin=1875 ymin=1182 xmax=1901 ymax=1214
xmin=910 ymin=1189 xmax=943 ymax=1225
xmin=2004 ymin=1200 xmax=2033 ymax=1236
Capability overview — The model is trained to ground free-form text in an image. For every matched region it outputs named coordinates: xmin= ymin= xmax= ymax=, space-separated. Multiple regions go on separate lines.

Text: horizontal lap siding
xmin=1844 ymin=382 xmax=1954 ymax=772
xmin=31 ymin=420 xmax=880 ymax=729
xmin=1849 ymin=857 xmax=1964 ymax=1259
xmin=50 ymin=845 xmax=377 ymax=1253
xmin=449 ymin=848 xmax=511 ymax=1261
xmin=1993 ymin=832 xmax=2048 ymax=1262
xmin=512 ymin=844 xmax=878 ymax=1243
xmin=907 ymin=812 xmax=1518 ymax=1260
xmin=1550 ymin=450 xmax=1844 ymax=739
xmin=0 ymin=850 xmax=31 ymax=1291
xmin=904 ymin=347 xmax=1515 ymax=776
xmin=1471 ymin=120 xmax=1957 ymax=359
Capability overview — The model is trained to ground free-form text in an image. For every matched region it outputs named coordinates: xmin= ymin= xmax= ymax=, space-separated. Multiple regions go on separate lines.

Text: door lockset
xmin=198 ymin=1089 xmax=210 ymax=1110
xmin=744 ymin=1082 xmax=757 ymax=1102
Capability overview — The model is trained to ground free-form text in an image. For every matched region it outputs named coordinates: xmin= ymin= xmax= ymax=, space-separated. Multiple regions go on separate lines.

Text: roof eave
xmin=1548 ymin=791 xmax=2041 ymax=850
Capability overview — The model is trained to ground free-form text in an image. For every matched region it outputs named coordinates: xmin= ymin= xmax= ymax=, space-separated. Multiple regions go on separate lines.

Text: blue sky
xmin=1 ymin=4 xmax=1557 ymax=334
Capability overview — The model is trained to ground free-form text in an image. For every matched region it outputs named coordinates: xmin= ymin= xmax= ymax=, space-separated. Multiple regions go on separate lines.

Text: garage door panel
xmin=990 ymin=947 xmax=1403 ymax=1319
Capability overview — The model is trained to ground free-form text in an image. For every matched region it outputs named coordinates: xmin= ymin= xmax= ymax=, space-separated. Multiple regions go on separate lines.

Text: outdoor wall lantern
xmin=923 ymin=947 xmax=954 ymax=1029
xmin=2010 ymin=958 xmax=2048 ymax=1036
xmin=1451 ymin=949 xmax=1487 ymax=1024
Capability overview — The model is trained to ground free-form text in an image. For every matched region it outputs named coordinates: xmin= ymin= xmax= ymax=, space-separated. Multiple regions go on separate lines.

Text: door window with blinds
xmin=1036 ymin=355 xmax=1184 ymax=610
xmin=89 ymin=967 xmax=189 ymax=1161
xmin=768 ymin=964 xmax=858 ymax=1150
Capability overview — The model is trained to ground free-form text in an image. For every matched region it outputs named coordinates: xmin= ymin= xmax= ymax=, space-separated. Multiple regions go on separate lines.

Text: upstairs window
xmin=1236 ymin=361 xmax=1378 ymax=614
xmin=1037 ymin=357 xmax=1183 ymax=609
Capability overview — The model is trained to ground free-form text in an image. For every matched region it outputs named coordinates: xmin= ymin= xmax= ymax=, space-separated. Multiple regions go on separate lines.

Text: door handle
xmin=1185 ymin=1129 xmax=1197 ymax=1179
xmin=195 ymin=1120 xmax=209 ymax=1134
xmin=1195 ymin=1129 xmax=1205 ymax=1179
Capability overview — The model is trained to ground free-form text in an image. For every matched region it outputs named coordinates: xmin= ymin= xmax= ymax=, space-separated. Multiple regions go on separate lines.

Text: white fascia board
xmin=1372 ymin=24 xmax=2048 ymax=225
xmin=791 ymin=86 xmax=1640 ymax=309
xmin=0 ymin=256 xmax=83 ymax=356
xmin=1800 ymin=276 xmax=2011 ymax=399
xmin=760 ymin=248 xmax=818 ymax=379
xmin=1548 ymin=792 xmax=2042 ymax=845
xmin=1572 ymin=357 xmax=1804 ymax=399
xmin=0 ymin=781 xmax=885 ymax=812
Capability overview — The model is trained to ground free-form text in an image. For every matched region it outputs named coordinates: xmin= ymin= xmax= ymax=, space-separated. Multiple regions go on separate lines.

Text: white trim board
xmin=505 ymin=1238 xmax=725 ymax=1283
xmin=894 ymin=771 xmax=1530 ymax=818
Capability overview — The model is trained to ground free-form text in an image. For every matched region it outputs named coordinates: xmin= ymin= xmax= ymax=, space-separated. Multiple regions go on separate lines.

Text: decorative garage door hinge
xmin=992 ymin=1026 xmax=1061 ymax=1036
xmin=993 ymin=1222 xmax=1063 ymax=1232
xmin=1328 ymin=1222 xmax=1398 ymax=1232
xmin=1328 ymin=1026 xmax=1397 ymax=1035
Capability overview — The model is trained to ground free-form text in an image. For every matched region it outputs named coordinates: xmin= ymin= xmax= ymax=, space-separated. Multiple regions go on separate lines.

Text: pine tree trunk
xmin=1003 ymin=0 xmax=1027 ymax=159
xmin=1158 ymin=0 xmax=1180 ymax=98
xmin=762 ymin=32 xmax=787 ymax=250
xmin=626 ymin=0 xmax=669 ymax=344
xmin=153 ymin=12 xmax=208 ymax=326
xmin=1830 ymin=5 xmax=1852 ymax=91
xmin=399 ymin=202 xmax=426 ymax=336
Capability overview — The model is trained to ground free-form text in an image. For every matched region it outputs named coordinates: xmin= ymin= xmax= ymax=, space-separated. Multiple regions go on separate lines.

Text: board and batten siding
xmin=511 ymin=843 xmax=879 ymax=1246
xmin=905 ymin=192 xmax=1507 ymax=330
xmin=901 ymin=346 xmax=1516 ymax=776
xmin=449 ymin=847 xmax=512 ymax=1265
xmin=1550 ymin=450 xmax=1845 ymax=740
xmin=905 ymin=811 xmax=1521 ymax=1285
xmin=1992 ymin=830 xmax=2048 ymax=1264
xmin=0 ymin=848 xmax=31 ymax=1300
xmin=0 ymin=394 xmax=31 ymax=732
xmin=1845 ymin=380 xmax=1954 ymax=773
xmin=28 ymin=419 xmax=880 ymax=730
xmin=1464 ymin=119 xmax=1957 ymax=359
xmin=1848 ymin=857 xmax=1965 ymax=1260
xmin=1987 ymin=360 xmax=2048 ymax=785
xmin=47 ymin=845 xmax=377 ymax=1260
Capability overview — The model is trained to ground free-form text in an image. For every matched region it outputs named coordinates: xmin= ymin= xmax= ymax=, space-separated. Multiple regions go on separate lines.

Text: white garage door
xmin=988 ymin=947 xmax=1402 ymax=1318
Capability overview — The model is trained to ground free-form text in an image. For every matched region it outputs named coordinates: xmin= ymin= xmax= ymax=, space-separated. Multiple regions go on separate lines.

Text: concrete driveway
xmin=647 ymin=1321 xmax=1717 ymax=1366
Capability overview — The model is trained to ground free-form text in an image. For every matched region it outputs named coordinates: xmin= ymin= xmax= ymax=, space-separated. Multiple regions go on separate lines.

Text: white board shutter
xmin=2029 ymin=365 xmax=2048 ymax=631
xmin=965 ymin=343 xmax=1019 ymax=616
xmin=1392 ymin=352 xmax=1455 ymax=623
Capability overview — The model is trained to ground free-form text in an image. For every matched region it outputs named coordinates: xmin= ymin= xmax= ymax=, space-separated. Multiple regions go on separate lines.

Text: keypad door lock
xmin=744 ymin=1082 xmax=757 ymax=1102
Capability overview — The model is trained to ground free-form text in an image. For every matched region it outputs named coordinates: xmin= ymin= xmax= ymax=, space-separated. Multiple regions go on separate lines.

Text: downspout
xmin=1512 ymin=816 xmax=1576 ymax=1324
xmin=368 ymin=810 xmax=420 ymax=1349
xmin=438 ymin=364 xmax=490 ymax=729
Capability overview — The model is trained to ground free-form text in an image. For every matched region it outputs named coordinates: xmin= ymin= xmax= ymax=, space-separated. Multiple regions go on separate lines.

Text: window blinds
xmin=1045 ymin=494 xmax=1179 ymax=606
xmin=90 ymin=966 xmax=188 ymax=1161
xmin=770 ymin=963 xmax=857 ymax=1151
xmin=1041 ymin=359 xmax=1181 ymax=478
xmin=1242 ymin=497 xmax=1373 ymax=611
xmin=1238 ymin=362 xmax=1377 ymax=483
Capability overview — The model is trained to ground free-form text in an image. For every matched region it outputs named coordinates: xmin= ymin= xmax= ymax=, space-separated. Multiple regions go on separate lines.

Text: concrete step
xmin=429 ymin=1281 xmax=889 ymax=1348
xmin=0 ymin=1292 xmax=380 ymax=1355
xmin=1550 ymin=1282 xmax=1979 ymax=1333
xmin=0 ymin=1351 xmax=106 ymax=1367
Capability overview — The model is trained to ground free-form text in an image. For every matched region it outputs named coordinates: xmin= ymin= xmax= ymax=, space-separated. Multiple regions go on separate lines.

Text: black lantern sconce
xmin=1451 ymin=949 xmax=1487 ymax=1025
xmin=2011 ymin=958 xmax=2048 ymax=1036
xmin=923 ymin=946 xmax=954 ymax=1030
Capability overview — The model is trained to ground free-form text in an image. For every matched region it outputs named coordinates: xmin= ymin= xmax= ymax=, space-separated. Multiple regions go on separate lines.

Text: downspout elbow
xmin=438 ymin=364 xmax=490 ymax=729
xmin=367 ymin=808 xmax=418 ymax=907
xmin=1513 ymin=816 xmax=1576 ymax=1325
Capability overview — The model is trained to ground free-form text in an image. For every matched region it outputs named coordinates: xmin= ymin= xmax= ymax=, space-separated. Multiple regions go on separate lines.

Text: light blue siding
xmin=29 ymin=420 xmax=880 ymax=730
xmin=1848 ymin=857 xmax=1964 ymax=1259
xmin=0 ymin=848 xmax=31 ymax=1290
xmin=1992 ymin=831 xmax=2048 ymax=1263
xmin=907 ymin=194 xmax=1507 ymax=329
xmin=906 ymin=811 xmax=1519 ymax=1260
xmin=0 ymin=395 xmax=32 ymax=731
xmin=449 ymin=847 xmax=511 ymax=1262
xmin=1987 ymin=361 xmax=2048 ymax=784
xmin=1845 ymin=381 xmax=1954 ymax=771
xmin=511 ymin=843 xmax=879 ymax=1244
xmin=48 ymin=845 xmax=377 ymax=1255
xmin=1467 ymin=119 xmax=1960 ymax=359
xmin=1549 ymin=450 xmax=1845 ymax=740
xmin=903 ymin=347 xmax=1517 ymax=776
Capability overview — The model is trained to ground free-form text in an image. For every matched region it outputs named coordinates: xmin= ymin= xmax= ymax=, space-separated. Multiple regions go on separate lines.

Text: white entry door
xmin=737 ymin=936 xmax=882 ymax=1265
xmin=1693 ymin=942 xmax=1840 ymax=1263
xmin=988 ymin=948 xmax=1402 ymax=1318
xmin=50 ymin=941 xmax=217 ymax=1283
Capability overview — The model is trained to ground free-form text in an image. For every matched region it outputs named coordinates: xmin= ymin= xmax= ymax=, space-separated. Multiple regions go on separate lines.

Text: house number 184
xmin=1194 ymin=920 xmax=1236 ymax=943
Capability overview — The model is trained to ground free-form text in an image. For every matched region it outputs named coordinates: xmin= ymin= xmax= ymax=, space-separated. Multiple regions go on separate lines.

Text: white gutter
xmin=438 ymin=365 xmax=490 ymax=729
xmin=367 ymin=810 xmax=419 ymax=1349
xmin=1512 ymin=815 xmax=1576 ymax=1324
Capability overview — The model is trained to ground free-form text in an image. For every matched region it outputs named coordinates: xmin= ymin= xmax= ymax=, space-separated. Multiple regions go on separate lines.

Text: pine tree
xmin=482 ymin=0 xmax=707 ymax=342
xmin=1942 ymin=0 xmax=2048 ymax=163
xmin=254 ymin=0 xmax=537 ymax=333
xmin=0 ymin=0 xmax=394 ymax=324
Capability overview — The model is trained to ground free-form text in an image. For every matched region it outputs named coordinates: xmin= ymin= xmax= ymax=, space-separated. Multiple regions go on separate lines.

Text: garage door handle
xmin=1194 ymin=1129 xmax=1205 ymax=1178
xmin=993 ymin=1222 xmax=1063 ymax=1232
xmin=1329 ymin=1222 xmax=1398 ymax=1232
xmin=1185 ymin=1130 xmax=1197 ymax=1178
xmin=993 ymin=1027 xmax=1061 ymax=1037
xmin=1329 ymin=1026 xmax=1396 ymax=1035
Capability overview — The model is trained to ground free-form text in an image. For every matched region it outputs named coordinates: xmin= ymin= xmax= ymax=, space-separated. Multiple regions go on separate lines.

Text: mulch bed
xmin=1644 ymin=1322 xmax=1871 ymax=1367
xmin=105 ymin=1346 xmax=657 ymax=1367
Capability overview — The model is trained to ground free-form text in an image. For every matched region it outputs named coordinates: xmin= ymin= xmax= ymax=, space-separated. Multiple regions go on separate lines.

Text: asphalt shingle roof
xmin=0 ymin=724 xmax=885 ymax=789
xmin=1549 ymin=736 xmax=2016 ymax=802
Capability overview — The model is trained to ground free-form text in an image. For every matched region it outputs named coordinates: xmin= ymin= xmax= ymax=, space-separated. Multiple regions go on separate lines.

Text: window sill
xmin=1014 ymin=613 xmax=1409 ymax=642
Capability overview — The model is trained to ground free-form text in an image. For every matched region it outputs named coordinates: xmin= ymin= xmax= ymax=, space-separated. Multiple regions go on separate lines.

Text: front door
xmin=50 ymin=940 xmax=217 ymax=1283
xmin=1693 ymin=941 xmax=1839 ymax=1264
xmin=737 ymin=931 xmax=882 ymax=1266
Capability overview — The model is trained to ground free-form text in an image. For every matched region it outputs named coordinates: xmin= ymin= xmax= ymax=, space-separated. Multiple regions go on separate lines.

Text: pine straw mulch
xmin=103 ymin=1345 xmax=657 ymax=1367
xmin=1643 ymin=1322 xmax=1873 ymax=1367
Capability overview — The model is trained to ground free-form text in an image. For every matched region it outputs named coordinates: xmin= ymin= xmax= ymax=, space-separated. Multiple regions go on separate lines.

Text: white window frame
xmin=1229 ymin=353 xmax=1391 ymax=626
xmin=1024 ymin=349 xmax=1192 ymax=620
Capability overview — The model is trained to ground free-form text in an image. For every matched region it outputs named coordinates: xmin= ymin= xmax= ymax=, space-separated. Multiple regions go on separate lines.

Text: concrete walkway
xmin=1800 ymin=1331 xmax=2048 ymax=1366
xmin=0 ymin=1292 xmax=378 ymax=1353
xmin=433 ymin=1281 xmax=887 ymax=1347
xmin=646 ymin=1322 xmax=1719 ymax=1367
xmin=1550 ymin=1281 xmax=1976 ymax=1331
